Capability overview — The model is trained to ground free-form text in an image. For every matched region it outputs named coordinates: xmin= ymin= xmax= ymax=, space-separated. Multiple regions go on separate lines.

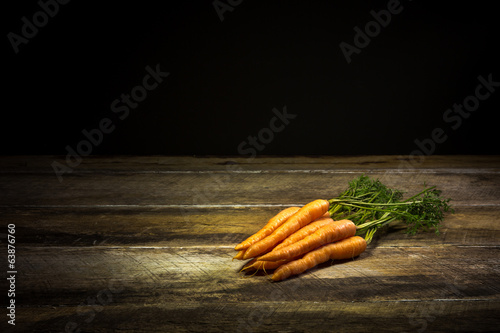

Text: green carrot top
xmin=328 ymin=175 xmax=453 ymax=244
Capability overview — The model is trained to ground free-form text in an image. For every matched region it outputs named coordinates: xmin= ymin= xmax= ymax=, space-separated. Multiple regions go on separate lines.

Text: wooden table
xmin=1 ymin=155 xmax=499 ymax=332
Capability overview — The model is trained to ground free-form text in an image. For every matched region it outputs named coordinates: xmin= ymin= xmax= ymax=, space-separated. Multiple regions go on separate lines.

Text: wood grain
xmin=13 ymin=246 xmax=500 ymax=302
xmin=0 ymin=156 xmax=499 ymax=333
xmin=7 ymin=246 xmax=500 ymax=332
xmin=1 ymin=155 xmax=499 ymax=172
xmin=10 ymin=300 xmax=500 ymax=333
xmin=0 ymin=171 xmax=499 ymax=206
xmin=1 ymin=206 xmax=499 ymax=247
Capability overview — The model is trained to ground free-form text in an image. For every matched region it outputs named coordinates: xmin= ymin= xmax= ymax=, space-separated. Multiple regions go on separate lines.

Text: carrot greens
xmin=328 ymin=175 xmax=453 ymax=243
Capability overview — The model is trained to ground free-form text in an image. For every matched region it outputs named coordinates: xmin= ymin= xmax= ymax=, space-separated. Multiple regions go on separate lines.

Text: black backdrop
xmin=4 ymin=0 xmax=500 ymax=156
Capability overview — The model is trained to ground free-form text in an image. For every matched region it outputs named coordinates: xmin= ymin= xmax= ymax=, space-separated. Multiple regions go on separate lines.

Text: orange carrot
xmin=233 ymin=250 xmax=246 ymax=260
xmin=243 ymin=199 xmax=330 ymax=259
xmin=273 ymin=215 xmax=334 ymax=252
xmin=234 ymin=206 xmax=300 ymax=251
xmin=257 ymin=219 xmax=356 ymax=262
xmin=240 ymin=213 xmax=333 ymax=264
xmin=271 ymin=236 xmax=367 ymax=281
xmin=240 ymin=258 xmax=295 ymax=272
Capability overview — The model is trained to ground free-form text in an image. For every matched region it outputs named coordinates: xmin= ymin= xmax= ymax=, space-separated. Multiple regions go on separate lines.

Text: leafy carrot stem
xmin=327 ymin=175 xmax=453 ymax=243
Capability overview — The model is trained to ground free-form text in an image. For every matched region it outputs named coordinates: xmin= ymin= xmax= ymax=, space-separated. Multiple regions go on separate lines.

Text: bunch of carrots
xmin=233 ymin=175 xmax=452 ymax=281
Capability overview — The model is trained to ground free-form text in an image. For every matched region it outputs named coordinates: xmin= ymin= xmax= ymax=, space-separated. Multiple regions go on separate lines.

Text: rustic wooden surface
xmin=1 ymin=155 xmax=499 ymax=332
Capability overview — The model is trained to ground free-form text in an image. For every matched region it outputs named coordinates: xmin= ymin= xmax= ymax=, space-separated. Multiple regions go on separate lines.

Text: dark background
xmin=4 ymin=0 xmax=500 ymax=156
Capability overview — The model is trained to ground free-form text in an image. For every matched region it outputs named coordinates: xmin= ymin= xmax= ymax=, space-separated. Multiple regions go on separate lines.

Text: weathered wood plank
xmin=6 ymin=300 xmax=500 ymax=333
xmin=1 ymin=156 xmax=499 ymax=332
xmin=0 ymin=172 xmax=499 ymax=206
xmin=6 ymin=246 xmax=500 ymax=331
xmin=13 ymin=247 xmax=500 ymax=306
xmin=1 ymin=206 xmax=499 ymax=247
xmin=1 ymin=155 xmax=499 ymax=173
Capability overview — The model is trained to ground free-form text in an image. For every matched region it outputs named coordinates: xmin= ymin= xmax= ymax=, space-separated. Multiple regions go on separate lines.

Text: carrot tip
xmin=239 ymin=265 xmax=253 ymax=272
xmin=240 ymin=269 xmax=259 ymax=278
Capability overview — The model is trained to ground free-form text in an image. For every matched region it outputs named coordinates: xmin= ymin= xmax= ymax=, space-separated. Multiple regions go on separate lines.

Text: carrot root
xmin=257 ymin=219 xmax=356 ymax=262
xmin=273 ymin=215 xmax=334 ymax=251
xmin=243 ymin=199 xmax=330 ymax=259
xmin=271 ymin=236 xmax=367 ymax=281
xmin=234 ymin=206 xmax=300 ymax=251
xmin=232 ymin=250 xmax=246 ymax=261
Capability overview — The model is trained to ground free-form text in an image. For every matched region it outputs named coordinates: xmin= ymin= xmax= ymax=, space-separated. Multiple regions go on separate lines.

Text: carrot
xmin=240 ymin=258 xmax=295 ymax=272
xmin=273 ymin=215 xmax=334 ymax=251
xmin=256 ymin=219 xmax=356 ymax=262
xmin=271 ymin=236 xmax=367 ymax=281
xmin=236 ymin=213 xmax=330 ymax=261
xmin=243 ymin=199 xmax=330 ymax=259
xmin=234 ymin=206 xmax=300 ymax=251
xmin=233 ymin=250 xmax=246 ymax=260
